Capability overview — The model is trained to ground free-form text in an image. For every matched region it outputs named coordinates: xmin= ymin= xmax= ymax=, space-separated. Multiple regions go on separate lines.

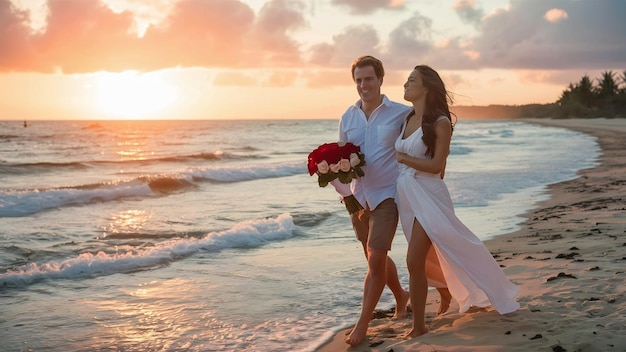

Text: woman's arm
xmin=396 ymin=118 xmax=452 ymax=175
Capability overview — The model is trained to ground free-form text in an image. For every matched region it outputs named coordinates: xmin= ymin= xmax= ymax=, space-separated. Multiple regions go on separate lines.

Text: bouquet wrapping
xmin=307 ymin=142 xmax=366 ymax=214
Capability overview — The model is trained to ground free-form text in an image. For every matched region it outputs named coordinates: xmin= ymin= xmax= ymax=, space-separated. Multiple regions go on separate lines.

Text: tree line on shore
xmin=451 ymin=70 xmax=626 ymax=119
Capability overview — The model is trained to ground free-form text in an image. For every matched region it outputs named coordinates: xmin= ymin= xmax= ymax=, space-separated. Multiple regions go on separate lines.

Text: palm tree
xmin=555 ymin=70 xmax=626 ymax=117
xmin=596 ymin=71 xmax=619 ymax=101
xmin=557 ymin=83 xmax=576 ymax=105
xmin=577 ymin=75 xmax=595 ymax=107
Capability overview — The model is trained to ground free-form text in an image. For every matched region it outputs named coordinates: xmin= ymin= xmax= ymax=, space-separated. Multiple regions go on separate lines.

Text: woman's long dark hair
xmin=414 ymin=65 xmax=456 ymax=158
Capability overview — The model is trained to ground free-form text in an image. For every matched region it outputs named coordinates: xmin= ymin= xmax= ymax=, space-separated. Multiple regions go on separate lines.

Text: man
xmin=335 ymin=55 xmax=412 ymax=346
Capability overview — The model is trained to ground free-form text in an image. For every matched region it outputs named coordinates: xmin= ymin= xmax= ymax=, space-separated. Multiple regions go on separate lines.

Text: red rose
xmin=307 ymin=142 xmax=365 ymax=187
xmin=307 ymin=142 xmax=362 ymax=175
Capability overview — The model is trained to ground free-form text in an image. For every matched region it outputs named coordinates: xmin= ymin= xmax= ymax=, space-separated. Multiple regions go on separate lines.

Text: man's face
xmin=353 ymin=65 xmax=382 ymax=103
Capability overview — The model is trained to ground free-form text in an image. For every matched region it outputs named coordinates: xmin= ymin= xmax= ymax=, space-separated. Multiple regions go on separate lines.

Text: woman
xmin=395 ymin=65 xmax=520 ymax=338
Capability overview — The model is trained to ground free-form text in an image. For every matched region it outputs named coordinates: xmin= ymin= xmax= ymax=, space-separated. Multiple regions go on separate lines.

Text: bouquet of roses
xmin=307 ymin=142 xmax=366 ymax=214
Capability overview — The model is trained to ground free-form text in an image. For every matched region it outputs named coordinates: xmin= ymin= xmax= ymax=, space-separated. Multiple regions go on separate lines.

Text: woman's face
xmin=403 ymin=69 xmax=427 ymax=103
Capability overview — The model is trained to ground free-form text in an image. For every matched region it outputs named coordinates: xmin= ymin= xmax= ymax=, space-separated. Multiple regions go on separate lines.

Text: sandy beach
xmin=316 ymin=118 xmax=626 ymax=352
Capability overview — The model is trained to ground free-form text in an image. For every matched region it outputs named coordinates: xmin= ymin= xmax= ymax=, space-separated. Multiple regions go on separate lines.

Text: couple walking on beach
xmin=330 ymin=55 xmax=520 ymax=346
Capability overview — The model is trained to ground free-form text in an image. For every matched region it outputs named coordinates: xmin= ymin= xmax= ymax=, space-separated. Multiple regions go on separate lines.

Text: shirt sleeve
xmin=338 ymin=114 xmax=348 ymax=143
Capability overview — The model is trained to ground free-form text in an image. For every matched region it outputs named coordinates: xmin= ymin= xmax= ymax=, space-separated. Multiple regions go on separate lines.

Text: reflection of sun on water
xmin=96 ymin=71 xmax=179 ymax=119
xmin=106 ymin=210 xmax=151 ymax=236
xmin=86 ymin=278 xmax=210 ymax=350
xmin=115 ymin=138 xmax=153 ymax=161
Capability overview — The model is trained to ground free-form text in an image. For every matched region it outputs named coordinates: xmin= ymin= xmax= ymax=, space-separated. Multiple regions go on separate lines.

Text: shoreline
xmin=315 ymin=118 xmax=626 ymax=352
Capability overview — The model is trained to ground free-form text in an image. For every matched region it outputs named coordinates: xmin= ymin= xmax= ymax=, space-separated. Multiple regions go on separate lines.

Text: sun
xmin=95 ymin=71 xmax=179 ymax=118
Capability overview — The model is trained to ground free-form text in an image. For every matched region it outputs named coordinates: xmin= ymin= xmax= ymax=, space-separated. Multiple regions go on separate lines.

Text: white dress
xmin=395 ymin=117 xmax=520 ymax=314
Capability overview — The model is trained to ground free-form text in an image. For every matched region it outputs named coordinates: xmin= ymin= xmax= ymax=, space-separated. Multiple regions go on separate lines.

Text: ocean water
xmin=0 ymin=119 xmax=599 ymax=351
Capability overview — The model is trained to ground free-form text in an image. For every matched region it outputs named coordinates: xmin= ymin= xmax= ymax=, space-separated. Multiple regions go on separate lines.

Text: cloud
xmin=468 ymin=0 xmax=626 ymax=70
xmin=303 ymin=69 xmax=348 ymax=88
xmin=375 ymin=0 xmax=626 ymax=72
xmin=101 ymin=0 xmax=177 ymax=37
xmin=140 ymin=0 xmax=256 ymax=69
xmin=0 ymin=0 xmax=308 ymax=73
xmin=308 ymin=25 xmax=383 ymax=68
xmin=307 ymin=0 xmax=625 ymax=76
xmin=244 ymin=0 xmax=307 ymax=66
xmin=1 ymin=0 xmax=624 ymax=78
xmin=543 ymin=8 xmax=568 ymax=23
xmin=34 ymin=0 xmax=140 ymax=72
xmin=453 ymin=0 xmax=483 ymax=26
xmin=0 ymin=0 xmax=36 ymax=70
xmin=214 ymin=69 xmax=299 ymax=87
xmin=384 ymin=12 xmax=434 ymax=67
xmin=331 ymin=0 xmax=406 ymax=15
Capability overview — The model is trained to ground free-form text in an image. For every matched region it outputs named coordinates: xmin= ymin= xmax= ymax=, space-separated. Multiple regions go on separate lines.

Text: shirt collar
xmin=354 ymin=94 xmax=390 ymax=109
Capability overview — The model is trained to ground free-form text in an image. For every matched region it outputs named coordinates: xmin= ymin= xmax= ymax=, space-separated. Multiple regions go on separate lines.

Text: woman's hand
xmin=396 ymin=151 xmax=407 ymax=165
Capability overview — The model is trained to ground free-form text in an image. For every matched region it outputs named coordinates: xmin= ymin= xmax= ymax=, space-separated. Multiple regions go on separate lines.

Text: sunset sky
xmin=1 ymin=0 xmax=625 ymax=120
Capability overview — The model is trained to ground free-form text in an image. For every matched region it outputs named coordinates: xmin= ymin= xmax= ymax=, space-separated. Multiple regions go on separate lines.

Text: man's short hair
xmin=351 ymin=55 xmax=385 ymax=81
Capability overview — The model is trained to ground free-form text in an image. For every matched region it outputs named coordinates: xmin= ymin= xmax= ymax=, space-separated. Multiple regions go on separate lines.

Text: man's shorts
xmin=349 ymin=198 xmax=398 ymax=251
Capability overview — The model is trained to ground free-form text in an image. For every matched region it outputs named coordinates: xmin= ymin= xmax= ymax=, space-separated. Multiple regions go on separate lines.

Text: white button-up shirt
xmin=339 ymin=95 xmax=412 ymax=210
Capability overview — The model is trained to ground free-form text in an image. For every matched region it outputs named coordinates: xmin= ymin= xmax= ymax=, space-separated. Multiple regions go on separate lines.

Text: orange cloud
xmin=303 ymin=69 xmax=349 ymax=88
xmin=1 ymin=0 xmax=623 ymax=77
xmin=213 ymin=69 xmax=299 ymax=87
xmin=544 ymin=8 xmax=568 ymax=23
xmin=0 ymin=1 xmax=40 ymax=71
xmin=331 ymin=0 xmax=406 ymax=15
xmin=0 ymin=0 xmax=306 ymax=73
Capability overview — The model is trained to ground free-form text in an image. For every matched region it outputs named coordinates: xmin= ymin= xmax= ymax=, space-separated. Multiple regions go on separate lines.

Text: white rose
xmin=349 ymin=153 xmax=360 ymax=167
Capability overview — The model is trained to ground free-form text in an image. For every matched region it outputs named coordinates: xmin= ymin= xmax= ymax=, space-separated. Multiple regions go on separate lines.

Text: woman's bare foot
xmin=345 ymin=325 xmax=367 ymax=346
xmin=392 ymin=289 xmax=410 ymax=320
xmin=436 ymin=288 xmax=452 ymax=315
xmin=403 ymin=326 xmax=428 ymax=339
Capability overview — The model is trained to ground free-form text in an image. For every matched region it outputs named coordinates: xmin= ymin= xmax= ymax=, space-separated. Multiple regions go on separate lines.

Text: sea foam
xmin=0 ymin=213 xmax=296 ymax=288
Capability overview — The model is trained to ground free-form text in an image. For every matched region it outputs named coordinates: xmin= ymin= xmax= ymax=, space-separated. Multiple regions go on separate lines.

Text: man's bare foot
xmin=437 ymin=288 xmax=452 ymax=315
xmin=403 ymin=326 xmax=428 ymax=339
xmin=392 ymin=290 xmax=410 ymax=320
xmin=345 ymin=325 xmax=367 ymax=346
